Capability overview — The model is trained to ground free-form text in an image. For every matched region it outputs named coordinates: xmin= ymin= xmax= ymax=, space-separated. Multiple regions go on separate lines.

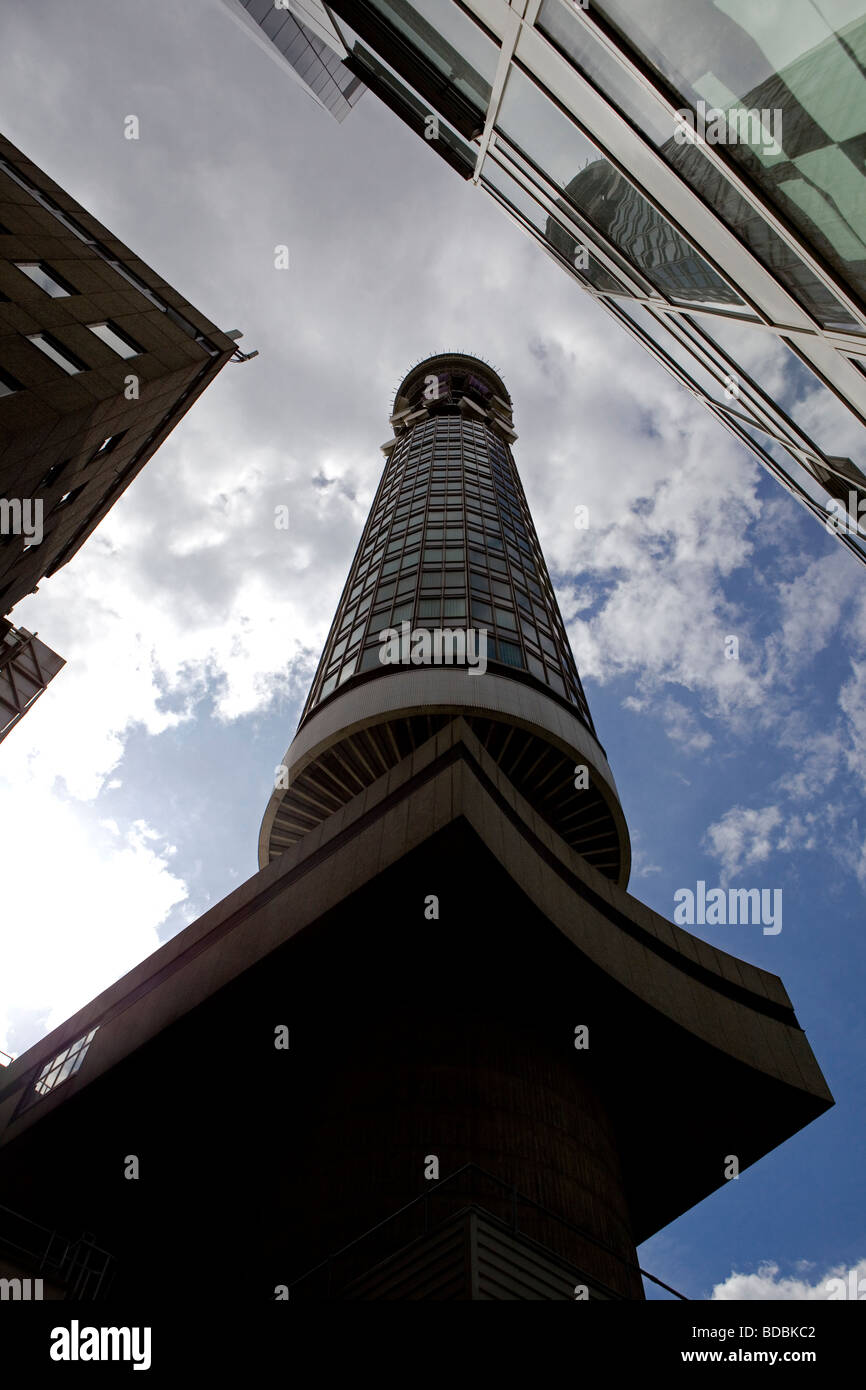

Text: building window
xmin=57 ymin=483 xmax=87 ymax=509
xmin=34 ymin=1028 xmax=98 ymax=1096
xmin=15 ymin=261 xmax=77 ymax=297
xmin=37 ymin=458 xmax=71 ymax=489
xmin=86 ymin=321 xmax=143 ymax=359
xmin=0 ymin=365 xmax=23 ymax=397
xmin=89 ymin=432 xmax=127 ymax=462
xmin=27 ymin=332 xmax=87 ymax=375
xmin=496 ymin=640 xmax=523 ymax=668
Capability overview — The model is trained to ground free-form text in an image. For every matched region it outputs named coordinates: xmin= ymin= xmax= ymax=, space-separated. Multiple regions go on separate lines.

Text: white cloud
xmin=659 ymin=698 xmax=714 ymax=753
xmin=712 ymin=1258 xmax=866 ymax=1301
xmin=839 ymin=659 xmax=866 ymax=793
xmin=2 ymin=436 xmax=360 ymax=798
xmin=0 ymin=789 xmax=187 ymax=1057
xmin=776 ymin=731 xmax=843 ymax=801
xmin=703 ymin=805 xmax=783 ymax=883
xmin=769 ymin=552 xmax=855 ymax=670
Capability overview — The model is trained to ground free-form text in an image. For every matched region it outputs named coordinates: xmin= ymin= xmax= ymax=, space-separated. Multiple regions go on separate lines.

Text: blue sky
xmin=1 ymin=0 xmax=864 ymax=1302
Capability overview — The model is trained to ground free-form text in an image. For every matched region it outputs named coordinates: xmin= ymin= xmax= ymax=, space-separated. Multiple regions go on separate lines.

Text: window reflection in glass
xmin=591 ymin=0 xmax=866 ymax=311
xmin=497 ymin=65 xmax=742 ymax=306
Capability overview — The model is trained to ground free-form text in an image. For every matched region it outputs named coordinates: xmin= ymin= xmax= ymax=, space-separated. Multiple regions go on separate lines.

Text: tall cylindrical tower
xmin=260 ymin=352 xmax=630 ymax=884
xmin=0 ymin=357 xmax=831 ymax=1307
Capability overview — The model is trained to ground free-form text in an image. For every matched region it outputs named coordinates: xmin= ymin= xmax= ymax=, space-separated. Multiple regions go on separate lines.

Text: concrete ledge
xmin=259 ymin=666 xmax=630 ymax=878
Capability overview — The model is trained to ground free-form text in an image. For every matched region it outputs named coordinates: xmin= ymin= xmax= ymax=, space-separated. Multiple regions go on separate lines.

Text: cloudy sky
xmin=1 ymin=0 xmax=864 ymax=1302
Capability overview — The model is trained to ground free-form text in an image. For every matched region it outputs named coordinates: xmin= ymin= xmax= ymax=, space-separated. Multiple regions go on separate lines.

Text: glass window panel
xmin=33 ymin=1030 xmax=97 ymax=1096
xmin=87 ymin=321 xmax=143 ymax=358
xmin=27 ymin=332 xmax=85 ymax=374
xmin=0 ymin=367 xmax=22 ymax=396
xmin=497 ymin=64 xmax=743 ymax=307
xmin=483 ymin=159 xmax=626 ymax=294
xmin=55 ymin=1055 xmax=78 ymax=1085
xmin=15 ymin=261 xmax=76 ymax=296
xmin=359 ymin=646 xmax=381 ymax=673
xmin=497 ymin=639 xmax=523 ymax=667
xmin=593 ymin=0 xmax=866 ymax=314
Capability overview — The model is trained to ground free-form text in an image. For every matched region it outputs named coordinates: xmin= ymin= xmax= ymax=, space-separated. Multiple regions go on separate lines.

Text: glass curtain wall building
xmin=224 ymin=0 xmax=866 ymax=562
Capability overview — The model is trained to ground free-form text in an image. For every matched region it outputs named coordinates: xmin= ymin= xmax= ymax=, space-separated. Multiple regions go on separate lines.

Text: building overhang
xmin=0 ymin=719 xmax=832 ymax=1255
xmin=260 ymin=666 xmax=631 ymax=882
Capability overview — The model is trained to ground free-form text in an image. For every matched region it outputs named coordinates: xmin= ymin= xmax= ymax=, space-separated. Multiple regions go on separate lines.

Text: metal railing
xmin=0 ymin=1200 xmax=114 ymax=1299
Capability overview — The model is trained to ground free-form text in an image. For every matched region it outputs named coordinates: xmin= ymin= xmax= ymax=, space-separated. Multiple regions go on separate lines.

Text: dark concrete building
xmin=0 ymin=133 xmax=244 ymax=734
xmin=0 ymin=355 xmax=832 ymax=1300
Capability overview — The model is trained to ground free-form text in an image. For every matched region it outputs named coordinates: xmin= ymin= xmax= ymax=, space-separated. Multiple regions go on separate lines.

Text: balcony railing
xmin=0 ymin=1200 xmax=114 ymax=1299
